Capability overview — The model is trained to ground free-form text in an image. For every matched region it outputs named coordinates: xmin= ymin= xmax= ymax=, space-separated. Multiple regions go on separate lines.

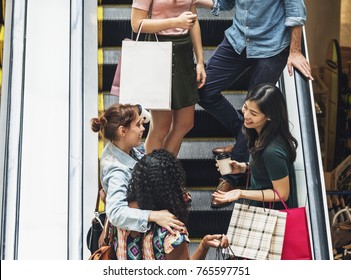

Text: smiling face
xmin=241 ymin=100 xmax=269 ymax=134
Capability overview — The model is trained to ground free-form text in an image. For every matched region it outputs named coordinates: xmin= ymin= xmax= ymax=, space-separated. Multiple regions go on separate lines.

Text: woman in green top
xmin=212 ymin=84 xmax=298 ymax=209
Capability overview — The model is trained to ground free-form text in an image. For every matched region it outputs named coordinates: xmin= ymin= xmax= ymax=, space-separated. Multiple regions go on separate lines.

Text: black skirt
xmin=149 ymin=33 xmax=200 ymax=110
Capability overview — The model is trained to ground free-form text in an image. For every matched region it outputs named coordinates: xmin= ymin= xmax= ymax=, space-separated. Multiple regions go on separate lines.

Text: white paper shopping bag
xmin=119 ymin=39 xmax=172 ymax=110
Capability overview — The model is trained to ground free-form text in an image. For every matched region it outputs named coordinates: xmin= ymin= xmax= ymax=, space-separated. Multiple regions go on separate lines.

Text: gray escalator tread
xmin=101 ymin=90 xmax=246 ymax=112
xmin=102 ymin=6 xmax=131 ymax=19
xmin=103 ymin=48 xmax=215 ymax=65
xmin=189 ymin=190 xmax=234 ymax=211
xmin=101 ymin=7 xmax=234 ymax=20
xmin=178 ymin=140 xmax=236 ymax=160
xmin=102 ymin=48 xmax=121 ymax=64
xmin=102 ymin=48 xmax=229 ymax=66
xmin=188 ymin=242 xmax=219 ymax=260
xmin=103 ymin=94 xmax=119 ymax=109
xmin=195 ymin=93 xmax=246 ymax=111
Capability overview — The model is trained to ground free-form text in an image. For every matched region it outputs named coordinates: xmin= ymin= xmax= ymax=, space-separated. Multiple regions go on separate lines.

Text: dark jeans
xmin=198 ymin=36 xmax=289 ymax=186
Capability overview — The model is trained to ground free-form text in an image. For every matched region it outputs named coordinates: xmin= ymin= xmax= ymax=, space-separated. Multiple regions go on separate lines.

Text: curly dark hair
xmin=127 ymin=149 xmax=189 ymax=224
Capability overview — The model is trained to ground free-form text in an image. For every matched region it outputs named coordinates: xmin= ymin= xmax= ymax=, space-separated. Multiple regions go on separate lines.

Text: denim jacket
xmin=100 ymin=142 xmax=150 ymax=232
xmin=211 ymin=0 xmax=306 ymax=58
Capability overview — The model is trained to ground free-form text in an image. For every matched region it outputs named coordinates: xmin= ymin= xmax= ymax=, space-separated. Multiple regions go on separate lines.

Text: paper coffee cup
xmin=216 ymin=153 xmax=232 ymax=175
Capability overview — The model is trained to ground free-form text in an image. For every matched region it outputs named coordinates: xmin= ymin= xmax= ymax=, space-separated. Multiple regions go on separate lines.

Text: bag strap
xmin=135 ymin=19 xmax=159 ymax=42
xmin=94 ymin=185 xmax=102 ymax=213
xmin=102 ymin=219 xmax=115 ymax=245
xmin=148 ymin=0 xmax=154 ymax=18
xmin=272 ymin=188 xmax=289 ymax=211
xmin=242 ymin=165 xmax=250 ymax=205
xmin=245 ymin=163 xmax=250 ymax=190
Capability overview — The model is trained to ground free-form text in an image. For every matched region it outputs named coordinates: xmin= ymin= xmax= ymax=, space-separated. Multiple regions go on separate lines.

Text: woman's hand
xmin=212 ymin=189 xmax=242 ymax=204
xmin=229 ymin=160 xmax=246 ymax=174
xmin=149 ymin=210 xmax=184 ymax=235
xmin=196 ymin=63 xmax=206 ymax=88
xmin=176 ymin=11 xmax=198 ymax=30
xmin=215 ymin=160 xmax=246 ymax=174
xmin=201 ymin=234 xmax=229 ymax=249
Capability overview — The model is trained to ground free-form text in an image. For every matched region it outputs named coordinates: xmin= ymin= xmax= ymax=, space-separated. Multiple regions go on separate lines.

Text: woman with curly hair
xmin=90 ymin=104 xmax=184 ymax=238
xmin=212 ymin=84 xmax=298 ymax=208
xmin=116 ymin=149 xmax=229 ymax=260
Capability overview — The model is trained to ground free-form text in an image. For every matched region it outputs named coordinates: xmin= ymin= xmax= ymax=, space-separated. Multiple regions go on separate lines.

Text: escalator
xmin=0 ymin=0 xmax=332 ymax=259
xmin=97 ymin=1 xmax=332 ymax=259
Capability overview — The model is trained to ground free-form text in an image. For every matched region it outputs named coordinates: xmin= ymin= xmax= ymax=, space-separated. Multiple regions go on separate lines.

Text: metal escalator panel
xmin=280 ymin=29 xmax=333 ymax=259
xmin=0 ymin=0 xmax=98 ymax=260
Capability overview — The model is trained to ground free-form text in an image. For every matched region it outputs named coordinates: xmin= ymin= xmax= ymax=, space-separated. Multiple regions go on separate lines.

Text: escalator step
xmin=98 ymin=7 xmax=233 ymax=47
xmin=180 ymin=158 xmax=221 ymax=187
xmin=141 ymin=107 xmax=242 ymax=139
xmin=99 ymin=48 xmax=250 ymax=92
xmin=99 ymin=0 xmax=132 ymax=5
xmin=186 ymin=108 xmax=242 ymax=138
xmin=187 ymin=190 xmax=233 ymax=238
xmin=100 ymin=19 xmax=231 ymax=48
xmin=99 ymin=90 xmax=246 ymax=138
xmin=178 ymin=140 xmax=235 ymax=160
xmin=188 ymin=242 xmax=220 ymax=260
xmin=100 ymin=62 xmax=250 ymax=92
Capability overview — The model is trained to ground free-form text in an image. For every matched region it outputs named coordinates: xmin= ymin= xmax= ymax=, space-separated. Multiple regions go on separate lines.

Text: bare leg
xmin=145 ymin=110 xmax=173 ymax=154
xmin=163 ymin=105 xmax=195 ymax=156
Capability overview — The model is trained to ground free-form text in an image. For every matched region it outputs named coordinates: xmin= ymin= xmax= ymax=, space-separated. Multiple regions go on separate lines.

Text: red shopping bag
xmin=274 ymin=190 xmax=313 ymax=260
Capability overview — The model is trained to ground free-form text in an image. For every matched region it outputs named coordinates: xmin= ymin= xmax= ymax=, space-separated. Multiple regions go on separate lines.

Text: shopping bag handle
xmin=272 ymin=189 xmax=290 ymax=212
xmin=135 ymin=20 xmax=159 ymax=42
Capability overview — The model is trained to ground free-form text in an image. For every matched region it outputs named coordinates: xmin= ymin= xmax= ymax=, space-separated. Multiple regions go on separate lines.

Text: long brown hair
xmin=243 ymin=84 xmax=298 ymax=162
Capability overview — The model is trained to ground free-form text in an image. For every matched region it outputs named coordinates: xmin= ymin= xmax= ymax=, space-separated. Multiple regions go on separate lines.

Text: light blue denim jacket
xmin=211 ymin=0 xmax=306 ymax=58
xmin=100 ymin=142 xmax=150 ymax=232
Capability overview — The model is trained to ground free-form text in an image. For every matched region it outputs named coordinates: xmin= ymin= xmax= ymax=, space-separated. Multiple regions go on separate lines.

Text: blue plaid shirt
xmin=211 ymin=0 xmax=306 ymax=58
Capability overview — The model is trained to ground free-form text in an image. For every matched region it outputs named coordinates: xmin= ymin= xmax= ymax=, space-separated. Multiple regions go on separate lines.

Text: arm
xmin=197 ymin=0 xmax=236 ymax=16
xmin=287 ymin=26 xmax=313 ymax=80
xmin=190 ymin=234 xmax=229 ymax=260
xmin=128 ymin=201 xmax=184 ymax=235
xmin=165 ymin=234 xmax=229 ymax=260
xmin=284 ymin=0 xmax=313 ymax=80
xmin=104 ymin=167 xmax=183 ymax=233
xmin=213 ymin=146 xmax=291 ymax=203
xmin=104 ymin=167 xmax=150 ymax=232
xmin=131 ymin=7 xmax=197 ymax=34
xmin=212 ymin=176 xmax=290 ymax=204
xmin=189 ymin=5 xmax=206 ymax=88
xmin=195 ymin=0 xmax=214 ymax=9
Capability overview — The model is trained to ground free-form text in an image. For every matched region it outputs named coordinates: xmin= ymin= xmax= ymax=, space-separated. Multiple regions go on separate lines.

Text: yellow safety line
xmin=0 ymin=24 xmax=4 ymax=67
xmin=0 ymin=24 xmax=4 ymax=40
xmin=98 ymin=48 xmax=103 ymax=65
xmin=98 ymin=48 xmax=103 ymax=91
xmin=98 ymin=92 xmax=105 ymax=158
xmin=98 ymin=140 xmax=104 ymax=159
xmin=97 ymin=6 xmax=103 ymax=47
xmin=98 ymin=92 xmax=104 ymax=114
xmin=2 ymin=0 xmax=5 ymax=23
